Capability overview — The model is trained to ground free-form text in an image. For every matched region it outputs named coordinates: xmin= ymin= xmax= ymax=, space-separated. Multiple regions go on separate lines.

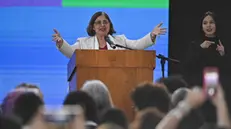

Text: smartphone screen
xmin=203 ymin=67 xmax=219 ymax=97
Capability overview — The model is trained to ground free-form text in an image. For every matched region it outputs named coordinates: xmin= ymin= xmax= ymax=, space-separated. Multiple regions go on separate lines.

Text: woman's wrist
xmin=150 ymin=33 xmax=156 ymax=42
xmin=56 ymin=38 xmax=64 ymax=48
xmin=168 ymin=101 xmax=192 ymax=120
xmin=177 ymin=101 xmax=192 ymax=114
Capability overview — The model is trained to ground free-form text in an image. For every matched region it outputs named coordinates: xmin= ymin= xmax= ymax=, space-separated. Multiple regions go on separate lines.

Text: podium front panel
xmin=72 ymin=67 xmax=153 ymax=121
xmin=67 ymin=50 xmax=156 ymax=121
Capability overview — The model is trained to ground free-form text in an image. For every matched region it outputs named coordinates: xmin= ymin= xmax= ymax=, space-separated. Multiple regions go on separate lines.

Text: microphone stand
xmin=105 ymin=36 xmax=133 ymax=50
xmin=112 ymin=44 xmax=133 ymax=50
xmin=156 ymin=54 xmax=180 ymax=78
xmin=110 ymin=42 xmax=180 ymax=78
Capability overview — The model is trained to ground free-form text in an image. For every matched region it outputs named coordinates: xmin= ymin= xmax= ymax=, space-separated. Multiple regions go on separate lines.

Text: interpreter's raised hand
xmin=151 ymin=22 xmax=167 ymax=38
xmin=52 ymin=28 xmax=63 ymax=48
xmin=216 ymin=40 xmax=225 ymax=56
xmin=200 ymin=40 xmax=214 ymax=49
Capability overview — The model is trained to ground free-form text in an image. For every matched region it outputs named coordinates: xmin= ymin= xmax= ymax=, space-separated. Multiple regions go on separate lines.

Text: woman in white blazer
xmin=52 ymin=11 xmax=167 ymax=58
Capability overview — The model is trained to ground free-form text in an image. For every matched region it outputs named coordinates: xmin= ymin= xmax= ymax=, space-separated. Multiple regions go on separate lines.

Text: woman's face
xmin=202 ymin=15 xmax=216 ymax=37
xmin=93 ymin=15 xmax=110 ymax=37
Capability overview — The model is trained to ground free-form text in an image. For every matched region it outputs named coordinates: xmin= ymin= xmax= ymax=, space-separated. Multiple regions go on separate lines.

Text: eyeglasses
xmin=94 ymin=20 xmax=109 ymax=25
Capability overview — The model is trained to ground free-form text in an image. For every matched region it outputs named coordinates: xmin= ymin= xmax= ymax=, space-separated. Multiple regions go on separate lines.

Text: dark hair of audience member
xmin=199 ymin=123 xmax=218 ymax=129
xmin=131 ymin=82 xmax=170 ymax=113
xmin=1 ymin=91 xmax=23 ymax=116
xmin=16 ymin=83 xmax=44 ymax=99
xmin=138 ymin=108 xmax=164 ymax=129
xmin=0 ymin=115 xmax=22 ymax=129
xmin=1 ymin=83 xmax=43 ymax=116
xmin=156 ymin=75 xmax=188 ymax=94
xmin=100 ymin=108 xmax=128 ymax=129
xmin=12 ymin=92 xmax=44 ymax=125
xmin=63 ymin=91 xmax=99 ymax=123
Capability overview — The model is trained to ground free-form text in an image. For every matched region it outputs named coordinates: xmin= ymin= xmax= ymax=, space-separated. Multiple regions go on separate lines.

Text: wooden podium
xmin=67 ymin=50 xmax=156 ymax=121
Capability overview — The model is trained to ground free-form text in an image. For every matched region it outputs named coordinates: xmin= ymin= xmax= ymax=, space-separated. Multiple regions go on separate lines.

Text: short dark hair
xmin=12 ymin=92 xmax=44 ymax=125
xmin=1 ymin=91 xmax=24 ymax=116
xmin=156 ymin=75 xmax=188 ymax=94
xmin=87 ymin=11 xmax=116 ymax=36
xmin=63 ymin=91 xmax=98 ymax=123
xmin=138 ymin=108 xmax=164 ymax=129
xmin=100 ymin=108 xmax=128 ymax=129
xmin=0 ymin=116 xmax=22 ymax=129
xmin=131 ymin=82 xmax=170 ymax=113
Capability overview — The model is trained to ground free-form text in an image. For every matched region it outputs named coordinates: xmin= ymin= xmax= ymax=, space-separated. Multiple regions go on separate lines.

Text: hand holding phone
xmin=203 ymin=67 xmax=219 ymax=98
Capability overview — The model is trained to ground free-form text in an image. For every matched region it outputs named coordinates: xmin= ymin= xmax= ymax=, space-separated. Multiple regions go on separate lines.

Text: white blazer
xmin=59 ymin=33 xmax=155 ymax=58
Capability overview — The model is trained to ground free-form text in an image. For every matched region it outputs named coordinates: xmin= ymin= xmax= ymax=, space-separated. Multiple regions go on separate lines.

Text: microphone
xmin=105 ymin=36 xmax=116 ymax=49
